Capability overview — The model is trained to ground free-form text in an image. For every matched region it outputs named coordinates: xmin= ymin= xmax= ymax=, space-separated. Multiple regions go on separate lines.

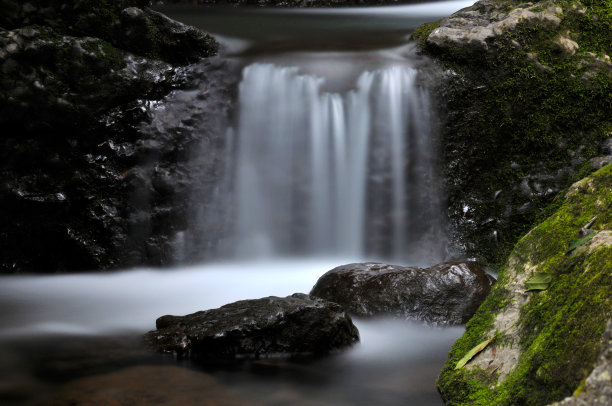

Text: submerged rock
xmin=427 ymin=0 xmax=562 ymax=52
xmin=144 ymin=293 xmax=360 ymax=359
xmin=310 ymin=261 xmax=494 ymax=325
xmin=48 ymin=365 xmax=254 ymax=406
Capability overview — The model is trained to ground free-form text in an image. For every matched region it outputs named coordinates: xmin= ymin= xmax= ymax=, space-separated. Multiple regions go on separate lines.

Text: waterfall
xmin=225 ymin=63 xmax=443 ymax=263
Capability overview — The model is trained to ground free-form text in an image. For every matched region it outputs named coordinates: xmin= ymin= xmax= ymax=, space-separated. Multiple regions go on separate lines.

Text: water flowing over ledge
xmin=209 ymin=63 xmax=445 ymax=264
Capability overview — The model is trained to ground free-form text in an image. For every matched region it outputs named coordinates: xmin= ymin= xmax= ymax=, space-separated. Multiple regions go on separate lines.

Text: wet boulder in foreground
xmin=144 ymin=293 xmax=359 ymax=359
xmin=310 ymin=262 xmax=495 ymax=325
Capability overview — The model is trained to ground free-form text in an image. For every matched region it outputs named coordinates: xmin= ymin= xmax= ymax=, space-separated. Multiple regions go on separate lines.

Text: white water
xmin=0 ymin=3 xmax=477 ymax=404
xmin=0 ymin=259 xmax=336 ymax=337
xmin=230 ymin=63 xmax=442 ymax=262
xmin=0 ymin=259 xmax=463 ymax=406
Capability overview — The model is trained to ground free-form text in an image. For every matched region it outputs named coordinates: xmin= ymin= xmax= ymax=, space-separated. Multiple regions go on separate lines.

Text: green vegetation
xmin=416 ymin=2 xmax=612 ymax=403
xmin=412 ymin=20 xmax=440 ymax=48
xmin=437 ymin=163 xmax=612 ymax=405
xmin=414 ymin=0 xmax=612 ymax=267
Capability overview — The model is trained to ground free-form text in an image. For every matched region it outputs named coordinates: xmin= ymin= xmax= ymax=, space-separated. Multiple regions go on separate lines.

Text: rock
xmin=0 ymin=1 xmax=225 ymax=272
xmin=413 ymin=0 xmax=611 ymax=268
xmin=144 ymin=293 xmax=360 ymax=359
xmin=437 ymin=165 xmax=612 ymax=405
xmin=117 ymin=7 xmax=218 ymax=64
xmin=427 ymin=0 xmax=562 ymax=52
xmin=0 ymin=25 xmax=177 ymax=272
xmin=590 ymin=137 xmax=612 ymax=169
xmin=547 ymin=320 xmax=612 ymax=406
xmin=590 ymin=156 xmax=612 ymax=170
xmin=47 ymin=365 xmax=255 ymax=406
xmin=310 ymin=261 xmax=494 ymax=325
xmin=555 ymin=34 xmax=579 ymax=56
xmin=0 ymin=1 xmax=218 ymax=65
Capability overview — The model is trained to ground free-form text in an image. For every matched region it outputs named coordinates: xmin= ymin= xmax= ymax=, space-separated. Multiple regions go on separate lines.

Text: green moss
xmin=437 ymin=164 xmax=612 ymax=405
xmin=415 ymin=0 xmax=612 ymax=267
xmin=412 ymin=20 xmax=440 ymax=48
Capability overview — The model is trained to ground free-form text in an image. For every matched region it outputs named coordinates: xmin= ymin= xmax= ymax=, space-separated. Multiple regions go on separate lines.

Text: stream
xmin=0 ymin=2 xmax=475 ymax=405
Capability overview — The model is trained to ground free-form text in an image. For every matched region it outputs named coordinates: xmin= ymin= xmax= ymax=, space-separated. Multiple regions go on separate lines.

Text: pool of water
xmin=0 ymin=259 xmax=463 ymax=405
xmin=0 ymin=2 xmax=477 ymax=405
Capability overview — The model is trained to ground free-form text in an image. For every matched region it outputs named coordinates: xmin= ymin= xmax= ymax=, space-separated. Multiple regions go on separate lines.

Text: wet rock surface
xmin=0 ymin=1 xmax=218 ymax=64
xmin=0 ymin=1 xmax=223 ymax=272
xmin=414 ymin=0 xmax=612 ymax=265
xmin=144 ymin=293 xmax=360 ymax=359
xmin=310 ymin=262 xmax=494 ymax=325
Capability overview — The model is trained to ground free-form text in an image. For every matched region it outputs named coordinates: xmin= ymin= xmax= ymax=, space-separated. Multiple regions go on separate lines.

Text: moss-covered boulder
xmin=436 ymin=163 xmax=612 ymax=405
xmin=413 ymin=0 xmax=612 ymax=266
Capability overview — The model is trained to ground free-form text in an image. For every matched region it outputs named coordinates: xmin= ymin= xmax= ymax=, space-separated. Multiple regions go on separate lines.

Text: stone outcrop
xmin=413 ymin=0 xmax=612 ymax=266
xmin=144 ymin=294 xmax=360 ymax=359
xmin=0 ymin=1 xmax=221 ymax=272
xmin=310 ymin=261 xmax=494 ymax=325
xmin=436 ymin=164 xmax=612 ymax=405
xmin=427 ymin=0 xmax=562 ymax=51
xmin=0 ymin=1 xmax=217 ymax=64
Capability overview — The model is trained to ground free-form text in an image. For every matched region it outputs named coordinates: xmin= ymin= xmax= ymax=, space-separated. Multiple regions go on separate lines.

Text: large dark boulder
xmin=144 ymin=293 xmax=360 ymax=359
xmin=0 ymin=1 xmax=222 ymax=272
xmin=310 ymin=262 xmax=495 ymax=325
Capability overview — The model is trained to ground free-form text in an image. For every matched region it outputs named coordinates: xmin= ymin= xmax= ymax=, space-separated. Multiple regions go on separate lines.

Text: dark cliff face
xmin=413 ymin=0 xmax=612 ymax=267
xmin=0 ymin=0 xmax=220 ymax=272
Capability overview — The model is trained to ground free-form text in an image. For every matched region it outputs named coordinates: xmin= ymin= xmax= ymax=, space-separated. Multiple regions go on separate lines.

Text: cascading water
xmin=0 ymin=4 xmax=480 ymax=405
xmin=227 ymin=62 xmax=444 ymax=263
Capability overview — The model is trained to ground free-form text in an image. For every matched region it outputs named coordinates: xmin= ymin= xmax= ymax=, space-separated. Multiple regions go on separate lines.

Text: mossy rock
xmin=437 ymin=163 xmax=612 ymax=405
xmin=414 ymin=0 xmax=612 ymax=267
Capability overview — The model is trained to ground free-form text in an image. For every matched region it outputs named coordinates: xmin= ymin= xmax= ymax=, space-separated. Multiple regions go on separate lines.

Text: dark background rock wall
xmin=0 ymin=0 xmax=221 ymax=272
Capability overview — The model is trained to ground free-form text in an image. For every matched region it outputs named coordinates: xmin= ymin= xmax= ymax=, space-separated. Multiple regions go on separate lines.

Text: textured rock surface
xmin=413 ymin=0 xmax=612 ymax=266
xmin=437 ymin=164 xmax=612 ymax=405
xmin=547 ymin=319 xmax=612 ymax=406
xmin=428 ymin=0 xmax=562 ymax=51
xmin=310 ymin=261 xmax=494 ymax=325
xmin=144 ymin=294 xmax=360 ymax=359
xmin=0 ymin=0 xmax=217 ymax=64
xmin=0 ymin=1 xmax=222 ymax=272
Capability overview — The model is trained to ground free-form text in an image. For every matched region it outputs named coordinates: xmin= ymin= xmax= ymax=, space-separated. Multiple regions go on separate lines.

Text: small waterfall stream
xmin=0 ymin=2 xmax=478 ymax=405
xmin=224 ymin=62 xmax=443 ymax=263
